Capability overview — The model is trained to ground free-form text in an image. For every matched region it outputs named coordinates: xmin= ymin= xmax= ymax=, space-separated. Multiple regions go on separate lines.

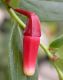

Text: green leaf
xmin=49 ymin=35 xmax=63 ymax=48
xmin=9 ymin=0 xmax=20 ymax=7
xmin=20 ymin=0 xmax=63 ymax=21
xmin=9 ymin=23 xmax=38 ymax=80
xmin=55 ymin=59 xmax=63 ymax=71
xmin=55 ymin=45 xmax=63 ymax=71
xmin=49 ymin=35 xmax=63 ymax=72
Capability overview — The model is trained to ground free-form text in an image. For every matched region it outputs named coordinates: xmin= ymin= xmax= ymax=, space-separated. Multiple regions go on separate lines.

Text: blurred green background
xmin=0 ymin=0 xmax=63 ymax=80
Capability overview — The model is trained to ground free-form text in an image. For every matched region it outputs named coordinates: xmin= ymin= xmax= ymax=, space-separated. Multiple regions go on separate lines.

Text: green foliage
xmin=20 ymin=0 xmax=63 ymax=21
xmin=49 ymin=35 xmax=63 ymax=48
xmin=1 ymin=0 xmax=63 ymax=80
xmin=9 ymin=0 xmax=20 ymax=7
xmin=1 ymin=0 xmax=20 ymax=7
xmin=49 ymin=35 xmax=63 ymax=72
xmin=9 ymin=23 xmax=38 ymax=80
xmin=55 ymin=46 xmax=63 ymax=71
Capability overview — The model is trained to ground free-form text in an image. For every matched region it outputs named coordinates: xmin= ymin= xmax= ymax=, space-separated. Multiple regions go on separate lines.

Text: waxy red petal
xmin=23 ymin=36 xmax=40 ymax=76
xmin=14 ymin=8 xmax=41 ymax=76
xmin=15 ymin=9 xmax=41 ymax=37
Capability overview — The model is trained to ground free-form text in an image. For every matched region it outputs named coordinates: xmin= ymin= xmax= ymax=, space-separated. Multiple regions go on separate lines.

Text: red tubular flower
xmin=15 ymin=9 xmax=41 ymax=76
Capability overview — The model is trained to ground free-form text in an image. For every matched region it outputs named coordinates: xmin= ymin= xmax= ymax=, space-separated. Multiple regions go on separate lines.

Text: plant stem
xmin=8 ymin=7 xmax=63 ymax=80
xmin=40 ymin=43 xmax=52 ymax=58
xmin=9 ymin=9 xmax=63 ymax=80
xmin=1 ymin=0 xmax=25 ymax=30
xmin=2 ymin=2 xmax=62 ymax=79
xmin=52 ymin=62 xmax=63 ymax=80
xmin=9 ymin=8 xmax=53 ymax=58
xmin=9 ymin=8 xmax=26 ymax=30
xmin=1 ymin=0 xmax=53 ymax=58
